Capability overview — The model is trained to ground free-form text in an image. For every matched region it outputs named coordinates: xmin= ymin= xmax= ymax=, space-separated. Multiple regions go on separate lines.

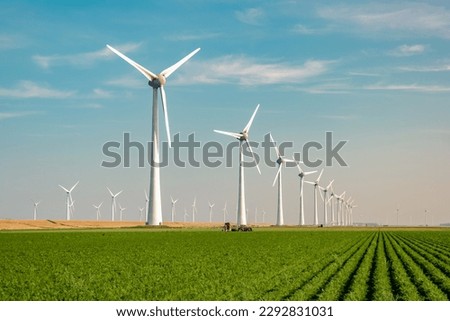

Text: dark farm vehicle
xmin=222 ymin=222 xmax=252 ymax=232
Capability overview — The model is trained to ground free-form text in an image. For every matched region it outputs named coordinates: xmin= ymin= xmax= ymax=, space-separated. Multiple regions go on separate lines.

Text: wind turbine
xmin=33 ymin=200 xmax=41 ymax=220
xmin=144 ymin=189 xmax=149 ymax=220
xmin=93 ymin=202 xmax=103 ymax=221
xmin=296 ymin=162 xmax=317 ymax=226
xmin=59 ymin=181 xmax=79 ymax=221
xmin=319 ymin=180 xmax=334 ymax=226
xmin=107 ymin=44 xmax=200 ymax=226
xmin=223 ymin=201 xmax=228 ymax=222
xmin=107 ymin=187 xmax=122 ymax=221
xmin=192 ymin=197 xmax=197 ymax=222
xmin=214 ymin=104 xmax=261 ymax=226
xmin=184 ymin=208 xmax=189 ymax=223
xmin=305 ymin=169 xmax=324 ymax=226
xmin=208 ymin=201 xmax=215 ymax=223
xmin=119 ymin=204 xmax=126 ymax=221
xmin=139 ymin=207 xmax=145 ymax=221
xmin=270 ymin=134 xmax=295 ymax=226
xmin=170 ymin=196 xmax=178 ymax=222
xmin=336 ymin=191 xmax=346 ymax=226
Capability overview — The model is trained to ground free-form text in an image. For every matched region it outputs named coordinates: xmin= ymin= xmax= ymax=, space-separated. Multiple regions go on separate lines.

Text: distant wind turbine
xmin=270 ymin=134 xmax=295 ymax=226
xmin=107 ymin=187 xmax=122 ymax=221
xmin=139 ymin=207 xmax=145 ymax=221
xmin=33 ymin=200 xmax=41 ymax=220
xmin=305 ymin=169 xmax=324 ymax=226
xmin=214 ymin=104 xmax=261 ymax=226
xmin=208 ymin=201 xmax=215 ymax=223
xmin=93 ymin=202 xmax=103 ymax=221
xmin=223 ymin=201 xmax=228 ymax=222
xmin=319 ymin=180 xmax=334 ymax=226
xmin=170 ymin=196 xmax=178 ymax=222
xmin=107 ymin=44 xmax=200 ymax=226
xmin=59 ymin=181 xmax=79 ymax=221
xmin=296 ymin=162 xmax=317 ymax=226
xmin=119 ymin=204 xmax=126 ymax=221
xmin=144 ymin=189 xmax=149 ymax=221
xmin=192 ymin=197 xmax=197 ymax=222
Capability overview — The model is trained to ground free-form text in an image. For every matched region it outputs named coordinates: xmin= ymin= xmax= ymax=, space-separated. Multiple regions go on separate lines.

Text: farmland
xmin=1 ymin=228 xmax=450 ymax=301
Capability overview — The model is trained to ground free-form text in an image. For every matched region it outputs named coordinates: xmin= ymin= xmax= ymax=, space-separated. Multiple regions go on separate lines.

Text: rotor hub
xmin=148 ymin=74 xmax=166 ymax=89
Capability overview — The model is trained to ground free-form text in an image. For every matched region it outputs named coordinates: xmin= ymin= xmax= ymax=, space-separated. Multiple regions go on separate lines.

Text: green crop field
xmin=1 ymin=228 xmax=450 ymax=301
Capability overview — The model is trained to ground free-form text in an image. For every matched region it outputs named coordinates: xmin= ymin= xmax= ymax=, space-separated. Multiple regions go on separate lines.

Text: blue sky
xmin=1 ymin=0 xmax=449 ymax=225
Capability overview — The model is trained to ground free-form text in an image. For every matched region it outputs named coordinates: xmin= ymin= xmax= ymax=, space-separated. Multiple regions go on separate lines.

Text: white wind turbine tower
xmin=170 ymin=196 xmax=178 ymax=222
xmin=305 ymin=169 xmax=324 ymax=226
xmin=270 ymin=134 xmax=295 ymax=226
xmin=33 ymin=201 xmax=41 ymax=220
xmin=319 ymin=180 xmax=334 ymax=226
xmin=184 ymin=208 xmax=189 ymax=223
xmin=214 ymin=104 xmax=261 ymax=226
xmin=119 ymin=204 xmax=126 ymax=221
xmin=107 ymin=187 xmax=122 ymax=222
xmin=93 ymin=202 xmax=103 ymax=221
xmin=59 ymin=181 xmax=79 ymax=221
xmin=208 ymin=201 xmax=215 ymax=223
xmin=107 ymin=44 xmax=200 ymax=226
xmin=296 ymin=162 xmax=317 ymax=226
xmin=192 ymin=197 xmax=197 ymax=222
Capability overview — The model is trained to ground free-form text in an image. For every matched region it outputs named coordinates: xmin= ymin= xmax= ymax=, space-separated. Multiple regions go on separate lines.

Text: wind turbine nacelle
xmin=148 ymin=75 xmax=166 ymax=88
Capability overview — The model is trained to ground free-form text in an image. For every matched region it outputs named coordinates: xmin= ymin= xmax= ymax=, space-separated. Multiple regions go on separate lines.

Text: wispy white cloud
xmin=106 ymin=74 xmax=143 ymax=88
xmin=318 ymin=3 xmax=450 ymax=38
xmin=33 ymin=42 xmax=142 ymax=69
xmin=91 ymin=88 xmax=113 ymax=99
xmin=388 ymin=44 xmax=426 ymax=57
xmin=0 ymin=81 xmax=75 ymax=98
xmin=364 ymin=83 xmax=450 ymax=93
xmin=0 ymin=111 xmax=40 ymax=121
xmin=165 ymin=32 xmax=222 ymax=41
xmin=235 ymin=8 xmax=265 ymax=25
xmin=319 ymin=114 xmax=358 ymax=121
xmin=0 ymin=34 xmax=25 ymax=50
xmin=177 ymin=55 xmax=333 ymax=86
xmin=399 ymin=64 xmax=450 ymax=72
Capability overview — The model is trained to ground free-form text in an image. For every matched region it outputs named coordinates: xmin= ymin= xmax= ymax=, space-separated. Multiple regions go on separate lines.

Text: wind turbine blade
xmin=304 ymin=181 xmax=315 ymax=185
xmin=269 ymin=133 xmax=281 ymax=158
xmin=327 ymin=179 xmax=335 ymax=189
xmin=59 ymin=185 xmax=70 ymax=193
xmin=161 ymin=48 xmax=201 ymax=78
xmin=245 ymin=140 xmax=261 ymax=174
xmin=106 ymin=45 xmax=157 ymax=81
xmin=107 ymin=187 xmax=114 ymax=197
xmin=304 ymin=171 xmax=318 ymax=175
xmin=144 ymin=189 xmax=149 ymax=201
xmin=214 ymin=130 xmax=242 ymax=139
xmin=160 ymin=86 xmax=171 ymax=146
xmin=115 ymin=190 xmax=123 ymax=197
xmin=296 ymin=162 xmax=304 ymax=174
xmin=69 ymin=181 xmax=79 ymax=193
xmin=319 ymin=189 xmax=324 ymax=202
xmin=316 ymin=168 xmax=324 ymax=183
xmin=272 ymin=165 xmax=282 ymax=187
xmin=99 ymin=202 xmax=103 ymax=208
xmin=243 ymin=104 xmax=260 ymax=133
